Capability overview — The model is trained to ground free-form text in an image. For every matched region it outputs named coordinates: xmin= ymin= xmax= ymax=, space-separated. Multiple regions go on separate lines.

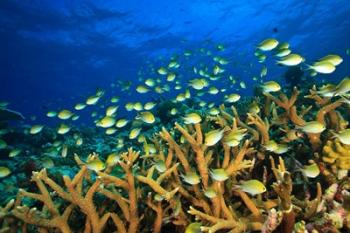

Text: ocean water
xmin=1 ymin=1 xmax=350 ymax=232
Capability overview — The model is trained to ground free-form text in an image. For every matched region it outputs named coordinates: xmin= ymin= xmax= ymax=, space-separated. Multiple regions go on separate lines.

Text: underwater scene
xmin=1 ymin=1 xmax=350 ymax=232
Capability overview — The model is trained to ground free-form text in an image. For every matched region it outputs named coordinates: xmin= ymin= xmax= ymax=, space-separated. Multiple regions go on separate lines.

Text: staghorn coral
xmin=4 ymin=83 xmax=350 ymax=232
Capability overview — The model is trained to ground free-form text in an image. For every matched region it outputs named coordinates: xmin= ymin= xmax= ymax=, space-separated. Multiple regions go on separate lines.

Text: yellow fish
xmin=0 ymin=166 xmax=11 ymax=178
xmin=277 ymin=54 xmax=304 ymax=66
xmin=261 ymin=81 xmax=281 ymax=93
xmin=181 ymin=172 xmax=201 ymax=185
xmin=86 ymin=159 xmax=105 ymax=172
xmin=318 ymin=54 xmax=343 ymax=66
xmin=46 ymin=111 xmax=57 ymax=117
xmin=138 ymin=111 xmax=155 ymax=124
xmin=30 ymin=125 xmax=44 ymax=134
xmin=225 ymin=93 xmax=240 ymax=103
xmin=204 ymin=129 xmax=224 ymax=146
xmin=98 ymin=116 xmax=116 ymax=128
xmin=86 ymin=95 xmax=100 ymax=105
xmin=58 ymin=110 xmax=74 ymax=120
xmin=257 ymin=38 xmax=279 ymax=51
xmin=332 ymin=129 xmax=350 ymax=145
xmin=209 ymin=168 xmax=229 ymax=181
xmin=136 ymin=85 xmax=150 ymax=93
xmin=106 ymin=106 xmax=118 ymax=116
xmin=307 ymin=61 xmax=335 ymax=74
xmin=74 ymin=103 xmax=86 ymax=110
xmin=302 ymin=163 xmax=320 ymax=178
xmin=298 ymin=121 xmax=326 ymax=134
xmin=129 ymin=128 xmax=141 ymax=139
xmin=57 ymin=124 xmax=71 ymax=134
xmin=106 ymin=153 xmax=120 ymax=166
xmin=183 ymin=113 xmax=201 ymax=124
xmin=237 ymin=179 xmax=267 ymax=196
xmin=9 ymin=148 xmax=21 ymax=157
xmin=185 ymin=222 xmax=202 ymax=233
xmin=116 ymin=119 xmax=129 ymax=128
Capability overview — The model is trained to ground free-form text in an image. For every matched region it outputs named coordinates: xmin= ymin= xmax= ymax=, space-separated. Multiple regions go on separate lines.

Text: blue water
xmin=1 ymin=0 xmax=350 ymax=124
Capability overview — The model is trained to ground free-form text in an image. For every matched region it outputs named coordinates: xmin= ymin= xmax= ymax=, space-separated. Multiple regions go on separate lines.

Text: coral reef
xmin=1 ymin=79 xmax=350 ymax=233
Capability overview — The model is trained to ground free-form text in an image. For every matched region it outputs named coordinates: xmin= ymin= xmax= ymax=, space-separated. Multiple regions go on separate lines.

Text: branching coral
xmin=4 ymin=84 xmax=350 ymax=232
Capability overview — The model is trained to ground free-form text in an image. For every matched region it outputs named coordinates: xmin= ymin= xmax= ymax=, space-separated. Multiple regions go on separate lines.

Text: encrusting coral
xmin=1 ymin=79 xmax=350 ymax=232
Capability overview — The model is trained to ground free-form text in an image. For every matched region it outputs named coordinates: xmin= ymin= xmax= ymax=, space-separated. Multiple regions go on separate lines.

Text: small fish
xmin=9 ymin=148 xmax=21 ymax=157
xmin=145 ymin=79 xmax=155 ymax=87
xmin=136 ymin=85 xmax=150 ymax=93
xmin=274 ymin=48 xmax=291 ymax=57
xmin=110 ymin=96 xmax=120 ymax=103
xmin=58 ymin=110 xmax=74 ymax=120
xmin=189 ymin=78 xmax=208 ymax=90
xmin=183 ymin=113 xmax=201 ymax=124
xmin=86 ymin=159 xmax=105 ymax=172
xmin=106 ymin=153 xmax=120 ymax=166
xmin=125 ymin=103 xmax=134 ymax=111
xmin=129 ymin=128 xmax=141 ymax=139
xmin=298 ymin=121 xmax=326 ymax=134
xmin=257 ymin=38 xmax=279 ymax=51
xmin=208 ymin=86 xmax=219 ymax=95
xmin=106 ymin=106 xmax=118 ymax=116
xmin=277 ymin=42 xmax=289 ymax=50
xmin=204 ymin=129 xmax=224 ymax=146
xmin=203 ymin=187 xmax=217 ymax=198
xmin=224 ymin=128 xmax=247 ymax=147
xmin=210 ymin=168 xmax=229 ymax=181
xmin=116 ymin=119 xmax=129 ymax=128
xmin=277 ymin=54 xmax=304 ymax=66
xmin=318 ymin=54 xmax=343 ymax=66
xmin=30 ymin=125 xmax=44 ymax=134
xmin=274 ymin=144 xmax=290 ymax=154
xmin=334 ymin=77 xmax=350 ymax=96
xmin=57 ymin=124 xmax=71 ymax=134
xmin=98 ymin=116 xmax=116 ymax=128
xmin=248 ymin=101 xmax=260 ymax=114
xmin=76 ymin=137 xmax=83 ymax=146
xmin=74 ymin=103 xmax=86 ymax=110
xmin=260 ymin=66 xmax=267 ymax=77
xmin=237 ymin=179 xmax=267 ymax=196
xmin=167 ymin=73 xmax=176 ymax=82
xmin=157 ymin=67 xmax=168 ymax=75
xmin=181 ymin=172 xmax=201 ymax=185
xmin=155 ymin=160 xmax=166 ymax=173
xmin=144 ymin=102 xmax=157 ymax=110
xmin=332 ymin=129 xmax=350 ymax=145
xmin=208 ymin=108 xmax=220 ymax=116
xmin=0 ymin=166 xmax=11 ymax=178
xmin=307 ymin=61 xmax=335 ymax=74
xmin=105 ymin=128 xmax=117 ymax=135
xmin=86 ymin=95 xmax=100 ymax=105
xmin=133 ymin=102 xmax=143 ymax=111
xmin=46 ymin=111 xmax=57 ymax=117
xmin=261 ymin=81 xmax=281 ymax=93
xmin=240 ymin=81 xmax=246 ymax=89
xmin=185 ymin=222 xmax=202 ymax=233
xmin=225 ymin=93 xmax=241 ymax=103
xmin=61 ymin=145 xmax=68 ymax=158
xmin=302 ymin=163 xmax=320 ymax=178
xmin=264 ymin=140 xmax=278 ymax=152
xmin=170 ymin=108 xmax=178 ymax=115
xmin=138 ymin=111 xmax=155 ymax=124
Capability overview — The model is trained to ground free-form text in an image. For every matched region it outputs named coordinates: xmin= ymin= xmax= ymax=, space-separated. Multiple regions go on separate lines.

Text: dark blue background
xmin=1 ymin=0 xmax=350 ymax=124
